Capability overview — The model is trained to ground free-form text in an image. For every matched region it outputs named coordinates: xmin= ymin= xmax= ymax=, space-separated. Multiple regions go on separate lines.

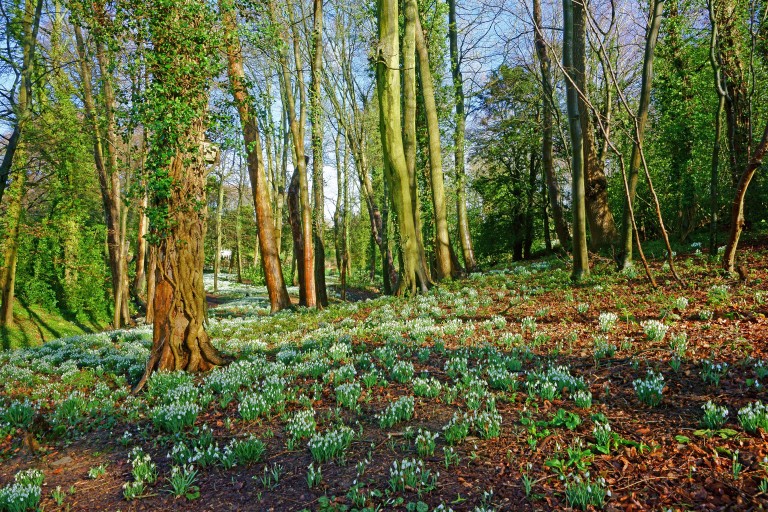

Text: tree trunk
xmin=288 ymin=169 xmax=307 ymax=306
xmin=310 ymin=0 xmax=328 ymax=307
xmin=708 ymin=0 xmax=727 ymax=257
xmin=448 ymin=0 xmax=476 ymax=272
xmin=135 ymin=0 xmax=225 ymax=390
xmin=572 ymin=0 xmax=617 ymax=250
xmin=0 ymin=0 xmax=42 ymax=206
xmin=133 ymin=182 xmax=149 ymax=303
xmin=563 ymin=0 xmax=590 ymax=280
xmin=341 ymin=135 xmax=351 ymax=300
xmin=334 ymin=133 xmax=343 ymax=273
xmin=619 ymin=0 xmax=665 ymax=269
xmin=235 ymin=168 xmax=244 ymax=284
xmin=213 ymin=169 xmax=225 ymax=293
xmin=533 ymin=0 xmax=570 ymax=249
xmin=403 ymin=0 xmax=431 ymax=283
xmin=274 ymin=0 xmax=315 ymax=307
xmin=713 ymin=0 xmax=751 ymax=187
xmin=136 ymin=119 xmax=226 ymax=391
xmin=414 ymin=7 xmax=458 ymax=280
xmin=220 ymin=0 xmax=291 ymax=312
xmin=0 ymin=163 xmax=25 ymax=327
xmin=722 ymin=123 xmax=768 ymax=272
xmin=74 ymin=22 xmax=128 ymax=329
xmin=377 ymin=0 xmax=430 ymax=295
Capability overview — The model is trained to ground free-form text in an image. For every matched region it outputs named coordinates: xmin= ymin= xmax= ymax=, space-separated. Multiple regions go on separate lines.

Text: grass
xmin=0 ymin=300 xmax=107 ymax=350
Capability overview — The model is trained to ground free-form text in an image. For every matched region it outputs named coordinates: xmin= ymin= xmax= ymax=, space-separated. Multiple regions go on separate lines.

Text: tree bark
xmin=310 ymin=0 xmax=328 ymax=307
xmin=708 ymin=0 xmax=727 ymax=256
xmin=722 ymin=122 xmax=768 ymax=272
xmin=137 ymin=120 xmax=226 ymax=391
xmin=135 ymin=0 xmax=226 ymax=390
xmin=572 ymin=0 xmax=617 ymax=250
xmin=0 ymin=161 xmax=25 ymax=327
xmin=402 ymin=0 xmax=431 ymax=283
xmin=288 ymin=169 xmax=307 ymax=306
xmin=533 ymin=0 xmax=571 ymax=250
xmin=414 ymin=7 xmax=459 ymax=280
xmin=448 ymin=0 xmax=476 ymax=272
xmin=619 ymin=0 xmax=665 ymax=269
xmin=376 ymin=0 xmax=429 ymax=295
xmin=273 ymin=0 xmax=316 ymax=307
xmin=213 ymin=168 xmax=225 ymax=293
xmin=563 ymin=0 xmax=590 ymax=280
xmin=220 ymin=0 xmax=291 ymax=312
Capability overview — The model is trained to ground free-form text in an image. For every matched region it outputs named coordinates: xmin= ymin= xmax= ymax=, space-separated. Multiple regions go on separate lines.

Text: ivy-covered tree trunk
xmin=135 ymin=0 xmax=225 ymax=391
xmin=140 ymin=118 xmax=226 ymax=385
xmin=0 ymin=162 xmax=25 ymax=327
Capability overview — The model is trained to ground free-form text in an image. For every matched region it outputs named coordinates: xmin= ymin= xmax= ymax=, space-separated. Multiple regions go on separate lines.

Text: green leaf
xmin=675 ymin=435 xmax=691 ymax=444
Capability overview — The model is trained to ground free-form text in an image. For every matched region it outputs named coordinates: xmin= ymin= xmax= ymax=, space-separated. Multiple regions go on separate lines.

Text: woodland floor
xmin=1 ymin=240 xmax=768 ymax=511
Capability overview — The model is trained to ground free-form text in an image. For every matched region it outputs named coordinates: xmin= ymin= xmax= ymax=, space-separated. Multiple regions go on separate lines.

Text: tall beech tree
xmin=619 ymin=0 xmax=665 ymax=269
xmin=563 ymin=0 xmax=589 ymax=280
xmin=376 ymin=0 xmax=429 ymax=294
xmin=309 ymin=0 xmax=328 ymax=307
xmin=414 ymin=5 xmax=459 ymax=280
xmin=220 ymin=0 xmax=291 ymax=312
xmin=134 ymin=0 xmax=225 ymax=390
xmin=72 ymin=3 xmax=130 ymax=329
xmin=532 ymin=0 xmax=570 ymax=249
xmin=448 ymin=0 xmax=477 ymax=272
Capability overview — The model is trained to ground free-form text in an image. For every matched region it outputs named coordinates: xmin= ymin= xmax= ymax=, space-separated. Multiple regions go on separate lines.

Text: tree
xmin=220 ymin=0 xmax=291 ymax=312
xmin=0 ymin=0 xmax=43 ymax=327
xmin=403 ymin=0 xmax=431 ymax=281
xmin=72 ymin=4 xmax=130 ymax=328
xmin=619 ymin=0 xmax=665 ymax=269
xmin=562 ymin=0 xmax=589 ymax=280
xmin=376 ymin=0 xmax=429 ymax=294
xmin=310 ymin=0 xmax=328 ymax=307
xmin=448 ymin=0 xmax=477 ymax=272
xmin=135 ymin=0 xmax=226 ymax=390
xmin=722 ymin=123 xmax=768 ymax=272
xmin=272 ymin=0 xmax=316 ymax=308
xmin=532 ymin=0 xmax=571 ymax=250
xmin=472 ymin=66 xmax=542 ymax=261
xmin=574 ymin=14 xmax=618 ymax=251
xmin=414 ymin=4 xmax=459 ymax=280
xmin=322 ymin=4 xmax=398 ymax=293
xmin=0 ymin=0 xmax=42 ymax=206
